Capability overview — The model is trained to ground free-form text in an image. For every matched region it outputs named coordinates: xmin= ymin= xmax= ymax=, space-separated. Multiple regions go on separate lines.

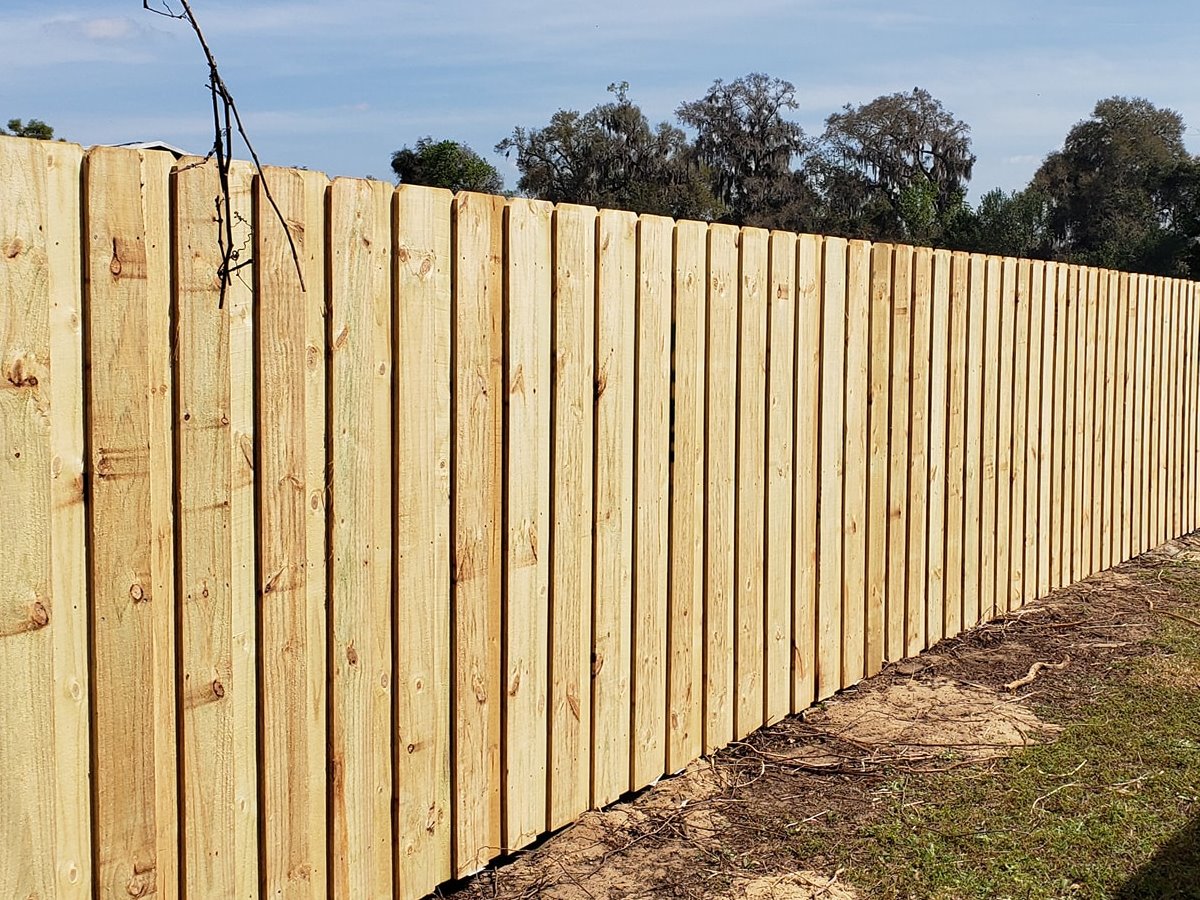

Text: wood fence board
xmin=1148 ymin=277 xmax=1161 ymax=548
xmin=980 ymin=257 xmax=1002 ymax=620
xmin=631 ymin=214 xmax=671 ymax=788
xmin=548 ymin=204 xmax=596 ymax=828
xmin=886 ymin=248 xmax=913 ymax=661
xmin=1100 ymin=272 xmax=1117 ymax=572
xmin=866 ymin=244 xmax=893 ymax=673
xmin=1078 ymin=269 xmax=1097 ymax=578
xmin=503 ymin=198 xmax=553 ymax=848
xmin=703 ymin=224 xmax=738 ymax=749
xmin=1049 ymin=264 xmax=1069 ymax=590
xmin=1169 ymin=280 xmax=1183 ymax=537
xmin=81 ymin=146 xmax=174 ymax=900
xmin=1038 ymin=264 xmax=1059 ymax=597
xmin=765 ymin=231 xmax=796 ymax=718
xmin=1010 ymin=259 xmax=1032 ymax=610
xmin=843 ymin=241 xmax=870 ymax=679
xmin=792 ymin=234 xmax=822 ymax=704
xmin=905 ymin=248 xmax=933 ymax=657
xmin=944 ymin=252 xmax=968 ymax=636
xmin=451 ymin=192 xmax=505 ymax=874
xmin=1116 ymin=274 xmax=1132 ymax=563
xmin=735 ymin=228 xmax=768 ymax=729
xmin=922 ymin=251 xmax=949 ymax=648
xmin=668 ymin=219 xmax=706 ymax=767
xmin=1132 ymin=275 xmax=1148 ymax=555
xmin=0 ymin=136 xmax=92 ymax=900
xmin=591 ymin=209 xmax=637 ymax=807
xmin=256 ymin=165 xmax=328 ymax=900
xmin=174 ymin=157 xmax=258 ymax=899
xmin=328 ymin=177 xmax=393 ymax=900
xmin=963 ymin=255 xmax=986 ymax=627
xmin=1023 ymin=262 xmax=1045 ymax=605
xmin=817 ymin=237 xmax=847 ymax=694
xmin=995 ymin=258 xmax=1017 ymax=612
xmin=394 ymin=185 xmax=453 ymax=890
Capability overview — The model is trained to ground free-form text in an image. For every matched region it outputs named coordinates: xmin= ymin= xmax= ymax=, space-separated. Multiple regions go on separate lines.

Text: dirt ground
xmin=442 ymin=533 xmax=1200 ymax=900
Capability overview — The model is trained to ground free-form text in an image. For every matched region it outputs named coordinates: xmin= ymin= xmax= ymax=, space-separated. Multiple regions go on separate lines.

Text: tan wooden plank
xmin=84 ymin=145 xmax=163 ymax=900
xmin=1189 ymin=283 xmax=1199 ymax=534
xmin=905 ymin=248 xmax=933 ymax=657
xmin=843 ymin=241 xmax=870 ymax=678
xmin=548 ymin=204 xmax=596 ymax=828
xmin=1038 ymin=264 xmax=1059 ymax=598
xmin=394 ymin=184 xmax=453 ymax=889
xmin=1099 ymin=272 xmax=1118 ymax=570
xmin=963 ymin=254 xmax=986 ymax=626
xmin=1063 ymin=265 xmax=1081 ymax=582
xmin=0 ymin=135 xmax=92 ymax=900
xmin=704 ymin=224 xmax=738 ymax=749
xmin=765 ymin=231 xmax=796 ymax=718
xmin=1147 ymin=277 xmax=1161 ymax=549
xmin=735 ymin=228 xmax=768 ymax=726
xmin=256 ymin=165 xmax=328 ymax=900
xmin=1132 ymin=275 xmax=1148 ymax=555
xmin=631 ymin=214 xmax=671 ymax=788
xmin=885 ymin=247 xmax=913 ymax=662
xmin=1049 ymin=264 xmax=1070 ymax=589
xmin=943 ymin=252 xmax=968 ymax=637
xmin=818 ymin=237 xmax=848 ymax=693
xmin=1116 ymin=274 xmax=1133 ymax=563
xmin=793 ymin=234 xmax=823 ymax=700
xmin=329 ymin=177 xmax=393 ymax=900
xmin=1010 ymin=260 xmax=1032 ymax=610
xmin=1080 ymin=267 xmax=1099 ymax=578
xmin=980 ymin=257 xmax=1001 ymax=618
xmin=1023 ymin=261 xmax=1045 ymax=606
xmin=503 ymin=198 xmax=553 ymax=847
xmin=995 ymin=258 xmax=1017 ymax=612
xmin=174 ymin=157 xmax=258 ymax=900
xmin=452 ymin=192 xmax=505 ymax=874
xmin=591 ymin=209 xmax=637 ymax=807
xmin=47 ymin=141 xmax=95 ymax=900
xmin=1169 ymin=280 xmax=1184 ymax=538
xmin=866 ymin=244 xmax=893 ymax=672
xmin=924 ymin=250 xmax=950 ymax=641
xmin=668 ymin=219 xmax=706 ymax=767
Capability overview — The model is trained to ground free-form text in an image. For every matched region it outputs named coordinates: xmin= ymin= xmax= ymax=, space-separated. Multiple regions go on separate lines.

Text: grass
xmin=793 ymin=558 xmax=1200 ymax=900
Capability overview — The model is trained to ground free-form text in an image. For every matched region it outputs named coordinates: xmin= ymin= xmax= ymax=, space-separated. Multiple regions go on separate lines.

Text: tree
xmin=498 ymin=83 xmax=721 ymax=220
xmin=946 ymin=187 xmax=1050 ymax=259
xmin=1031 ymin=96 xmax=1200 ymax=275
xmin=676 ymin=73 xmax=813 ymax=229
xmin=816 ymin=88 xmax=975 ymax=244
xmin=1 ymin=118 xmax=55 ymax=140
xmin=391 ymin=137 xmax=503 ymax=194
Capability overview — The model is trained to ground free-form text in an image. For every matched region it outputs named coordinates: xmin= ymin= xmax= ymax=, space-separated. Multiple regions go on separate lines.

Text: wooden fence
xmin=2 ymin=135 xmax=1198 ymax=900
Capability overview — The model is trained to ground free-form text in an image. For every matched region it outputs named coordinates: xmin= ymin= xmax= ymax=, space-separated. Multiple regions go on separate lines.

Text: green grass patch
xmin=799 ymin=571 xmax=1200 ymax=899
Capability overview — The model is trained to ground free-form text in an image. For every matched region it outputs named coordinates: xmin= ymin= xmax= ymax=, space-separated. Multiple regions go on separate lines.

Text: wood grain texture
xmin=905 ymin=248 xmax=933 ymax=657
xmin=764 ymin=231 xmax=795 ymax=719
xmin=329 ymin=177 xmax=393 ymax=900
xmin=174 ymin=157 xmax=259 ymax=900
xmin=255 ymin=165 xmax=328 ymax=900
xmin=86 ymin=145 xmax=178 ymax=900
xmin=923 ymin=250 xmax=951 ymax=647
xmin=1024 ymin=262 xmax=1047 ymax=604
xmin=866 ymin=244 xmax=893 ymax=673
xmin=503 ymin=198 xmax=552 ymax=849
xmin=0 ymin=135 xmax=93 ymax=900
xmin=995 ymin=258 xmax=1017 ymax=613
xmin=451 ymin=192 xmax=505 ymax=875
xmin=963 ymin=255 xmax=986 ymax=627
xmin=668 ymin=219 xmax=706 ymax=768
xmin=1010 ymin=260 xmax=1032 ymax=610
xmin=394 ymin=185 xmax=453 ymax=891
xmin=980 ymin=257 xmax=1002 ymax=620
xmin=842 ymin=242 xmax=871 ymax=679
xmin=817 ymin=237 xmax=847 ymax=694
xmin=944 ymin=252 xmax=968 ymax=637
xmin=591 ymin=209 xmax=637 ymax=807
xmin=631 ymin=215 xmax=672 ymax=788
xmin=704 ymin=225 xmax=738 ymax=749
xmin=734 ymin=228 xmax=768 ymax=729
xmin=548 ymin=204 xmax=596 ymax=828
xmin=885 ymin=248 xmax=913 ymax=662
xmin=792 ymin=234 xmax=822 ymax=703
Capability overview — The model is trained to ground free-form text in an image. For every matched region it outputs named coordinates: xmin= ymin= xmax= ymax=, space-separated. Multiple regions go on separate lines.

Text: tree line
xmin=391 ymin=77 xmax=1200 ymax=279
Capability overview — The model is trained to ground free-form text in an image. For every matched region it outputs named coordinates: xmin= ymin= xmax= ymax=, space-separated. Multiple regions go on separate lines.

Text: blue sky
xmin=4 ymin=0 xmax=1199 ymax=201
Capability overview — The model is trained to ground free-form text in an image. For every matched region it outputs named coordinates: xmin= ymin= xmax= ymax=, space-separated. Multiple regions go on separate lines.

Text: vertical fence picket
xmin=1010 ymin=261 xmax=1032 ymax=610
xmin=886 ymin=248 xmax=913 ymax=661
xmin=964 ymin=255 xmax=986 ymax=627
xmin=866 ymin=244 xmax=893 ymax=672
xmin=995 ymin=258 xmax=1017 ymax=612
xmin=843 ymin=241 xmax=871 ymax=677
xmin=905 ymin=248 xmax=933 ymax=657
xmin=924 ymin=250 xmax=950 ymax=648
xmin=944 ymin=252 xmax=968 ymax=637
